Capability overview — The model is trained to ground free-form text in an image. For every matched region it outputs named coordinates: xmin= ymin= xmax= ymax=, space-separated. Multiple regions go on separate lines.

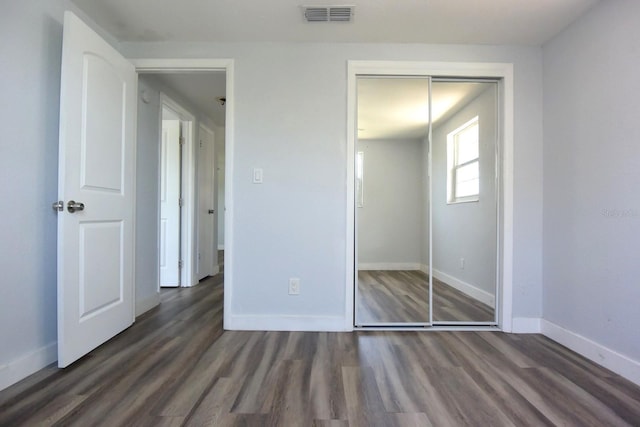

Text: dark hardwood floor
xmin=1 ymin=272 xmax=640 ymax=426
xmin=357 ymin=270 xmax=494 ymax=324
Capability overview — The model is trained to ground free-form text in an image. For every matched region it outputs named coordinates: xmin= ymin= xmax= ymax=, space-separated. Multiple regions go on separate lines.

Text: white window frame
xmin=447 ymin=116 xmax=480 ymax=204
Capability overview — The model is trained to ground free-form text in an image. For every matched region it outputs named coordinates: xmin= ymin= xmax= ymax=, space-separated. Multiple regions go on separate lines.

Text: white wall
xmin=357 ymin=138 xmax=425 ymax=268
xmin=431 ymin=86 xmax=497 ymax=298
xmin=543 ymin=0 xmax=640 ymax=364
xmin=421 ymin=136 xmax=430 ymax=271
xmin=216 ymin=125 xmax=226 ymax=249
xmin=135 ymin=75 xmax=162 ymax=314
xmin=0 ymin=0 xmax=65 ymax=390
xmin=121 ymin=41 xmax=544 ymax=327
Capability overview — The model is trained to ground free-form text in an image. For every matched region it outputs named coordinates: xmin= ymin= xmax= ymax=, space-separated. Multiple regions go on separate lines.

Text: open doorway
xmin=135 ymin=68 xmax=227 ymax=313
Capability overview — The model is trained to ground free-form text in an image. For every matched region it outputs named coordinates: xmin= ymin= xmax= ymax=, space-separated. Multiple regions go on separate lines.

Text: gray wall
xmin=431 ymin=86 xmax=498 ymax=297
xmin=121 ymin=41 xmax=544 ymax=321
xmin=0 ymin=4 xmax=547 ymax=389
xmin=0 ymin=1 xmax=64 ymax=388
xmin=135 ymin=75 xmax=161 ymax=314
xmin=543 ymin=0 xmax=640 ymax=361
xmin=216 ymin=125 xmax=226 ymax=249
xmin=357 ymin=138 xmax=425 ymax=267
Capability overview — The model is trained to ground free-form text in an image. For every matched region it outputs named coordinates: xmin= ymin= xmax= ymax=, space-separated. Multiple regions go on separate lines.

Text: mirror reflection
xmin=431 ymin=80 xmax=497 ymax=323
xmin=355 ymin=77 xmax=498 ymax=326
xmin=356 ymin=77 xmax=430 ymax=324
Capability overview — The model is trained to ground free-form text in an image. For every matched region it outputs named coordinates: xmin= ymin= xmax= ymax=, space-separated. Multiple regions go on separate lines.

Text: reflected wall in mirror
xmin=431 ymin=80 xmax=498 ymax=323
xmin=355 ymin=77 xmax=430 ymax=325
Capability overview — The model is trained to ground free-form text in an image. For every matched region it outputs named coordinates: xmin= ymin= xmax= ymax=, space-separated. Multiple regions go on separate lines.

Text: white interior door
xmin=160 ymin=114 xmax=181 ymax=287
xmin=197 ymin=125 xmax=216 ymax=279
xmin=56 ymin=11 xmax=136 ymax=367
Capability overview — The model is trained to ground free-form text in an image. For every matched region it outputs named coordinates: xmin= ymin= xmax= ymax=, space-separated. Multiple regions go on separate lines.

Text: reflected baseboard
xmin=430 ymin=268 xmax=495 ymax=308
xmin=358 ymin=263 xmax=423 ymax=271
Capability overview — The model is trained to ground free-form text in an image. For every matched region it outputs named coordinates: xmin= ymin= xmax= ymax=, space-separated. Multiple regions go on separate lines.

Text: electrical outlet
xmin=289 ymin=278 xmax=300 ymax=295
xmin=460 ymin=257 xmax=465 ymax=269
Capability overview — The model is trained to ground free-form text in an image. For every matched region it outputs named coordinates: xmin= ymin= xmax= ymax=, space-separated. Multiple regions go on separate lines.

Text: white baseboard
xmin=0 ymin=342 xmax=57 ymax=392
xmin=512 ymin=317 xmax=542 ymax=333
xmin=226 ymin=315 xmax=348 ymax=332
xmin=217 ymin=244 xmax=225 ymax=250
xmin=135 ymin=292 xmax=160 ymax=317
xmin=358 ymin=262 xmax=422 ymax=271
xmin=431 ymin=268 xmax=495 ymax=307
xmin=212 ymin=265 xmax=220 ymax=276
xmin=541 ymin=320 xmax=640 ymax=386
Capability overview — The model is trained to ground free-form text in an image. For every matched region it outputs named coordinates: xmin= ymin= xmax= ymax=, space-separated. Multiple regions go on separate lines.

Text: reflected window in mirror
xmin=447 ymin=116 xmax=479 ymax=203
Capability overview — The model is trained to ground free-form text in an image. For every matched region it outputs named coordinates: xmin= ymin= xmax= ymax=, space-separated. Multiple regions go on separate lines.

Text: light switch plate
xmin=253 ymin=168 xmax=263 ymax=183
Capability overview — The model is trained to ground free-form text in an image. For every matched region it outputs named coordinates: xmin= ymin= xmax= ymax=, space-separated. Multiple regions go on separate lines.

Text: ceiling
xmin=72 ymin=1 xmax=598 ymax=136
xmin=151 ymin=72 xmax=226 ymax=126
xmin=357 ymin=79 xmax=489 ymax=140
xmin=70 ymin=0 xmax=598 ymax=46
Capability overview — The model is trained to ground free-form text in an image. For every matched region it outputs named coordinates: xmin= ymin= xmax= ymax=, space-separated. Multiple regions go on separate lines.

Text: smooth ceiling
xmin=357 ymin=79 xmax=488 ymax=140
xmin=70 ymin=0 xmax=598 ymax=45
xmin=152 ymin=72 xmax=226 ymax=126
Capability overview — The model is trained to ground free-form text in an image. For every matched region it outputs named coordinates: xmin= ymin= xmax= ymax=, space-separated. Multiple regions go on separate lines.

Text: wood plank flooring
xmin=357 ymin=270 xmax=494 ymax=324
xmin=1 ymin=273 xmax=640 ymax=426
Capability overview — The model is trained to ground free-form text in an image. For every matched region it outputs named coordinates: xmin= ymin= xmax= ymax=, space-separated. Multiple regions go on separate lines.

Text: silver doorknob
xmin=208 ymin=209 xmax=215 ymax=214
xmin=67 ymin=200 xmax=85 ymax=213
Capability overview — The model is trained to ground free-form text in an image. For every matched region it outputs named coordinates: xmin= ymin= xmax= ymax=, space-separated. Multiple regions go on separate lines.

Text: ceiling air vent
xmin=303 ymin=5 xmax=354 ymax=22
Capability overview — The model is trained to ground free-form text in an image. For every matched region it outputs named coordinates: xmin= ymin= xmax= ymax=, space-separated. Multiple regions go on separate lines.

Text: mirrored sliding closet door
xmin=355 ymin=76 xmax=431 ymax=326
xmin=355 ymin=76 xmax=499 ymax=327
xmin=430 ymin=80 xmax=498 ymax=325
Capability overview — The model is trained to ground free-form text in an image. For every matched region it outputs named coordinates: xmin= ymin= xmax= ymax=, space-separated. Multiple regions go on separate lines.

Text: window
xmin=447 ymin=117 xmax=479 ymax=203
xmin=356 ymin=151 xmax=364 ymax=207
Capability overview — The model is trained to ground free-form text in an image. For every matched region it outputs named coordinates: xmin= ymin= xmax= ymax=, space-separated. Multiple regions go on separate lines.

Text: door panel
xmin=79 ymin=221 xmax=123 ymax=319
xmin=355 ymin=76 xmax=431 ymax=326
xmin=57 ymin=11 xmax=136 ymax=367
xmin=81 ymin=54 xmax=125 ymax=192
xmin=160 ymin=117 xmax=181 ymax=286
xmin=431 ymin=80 xmax=498 ymax=324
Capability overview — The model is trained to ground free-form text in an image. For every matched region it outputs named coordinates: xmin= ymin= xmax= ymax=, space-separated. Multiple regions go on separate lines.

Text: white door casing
xmin=160 ymin=114 xmax=181 ymax=287
xmin=131 ymin=58 xmax=234 ymax=328
xmin=198 ymin=125 xmax=216 ymax=279
xmin=346 ymin=60 xmax=514 ymax=332
xmin=57 ymin=11 xmax=136 ymax=367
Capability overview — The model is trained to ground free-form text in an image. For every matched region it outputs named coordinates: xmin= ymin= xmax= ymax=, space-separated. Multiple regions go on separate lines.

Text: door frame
xmin=346 ymin=60 xmax=514 ymax=332
xmin=131 ymin=58 xmax=234 ymax=326
xmin=160 ymin=93 xmax=195 ymax=287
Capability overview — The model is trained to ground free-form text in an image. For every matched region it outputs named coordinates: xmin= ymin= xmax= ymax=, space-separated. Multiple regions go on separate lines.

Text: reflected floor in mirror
xmin=357 ymin=270 xmax=494 ymax=324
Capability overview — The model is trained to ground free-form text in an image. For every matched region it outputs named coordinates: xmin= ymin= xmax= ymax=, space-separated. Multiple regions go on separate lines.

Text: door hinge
xmin=179 ymin=137 xmax=186 ymax=146
xmin=179 ymin=260 xmax=183 ymax=269
xmin=179 ymin=198 xmax=184 ymax=207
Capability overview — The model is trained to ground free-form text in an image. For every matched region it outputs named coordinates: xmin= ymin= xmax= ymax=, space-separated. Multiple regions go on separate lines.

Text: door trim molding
xmin=346 ymin=60 xmax=514 ymax=332
xmin=131 ymin=58 xmax=234 ymax=328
